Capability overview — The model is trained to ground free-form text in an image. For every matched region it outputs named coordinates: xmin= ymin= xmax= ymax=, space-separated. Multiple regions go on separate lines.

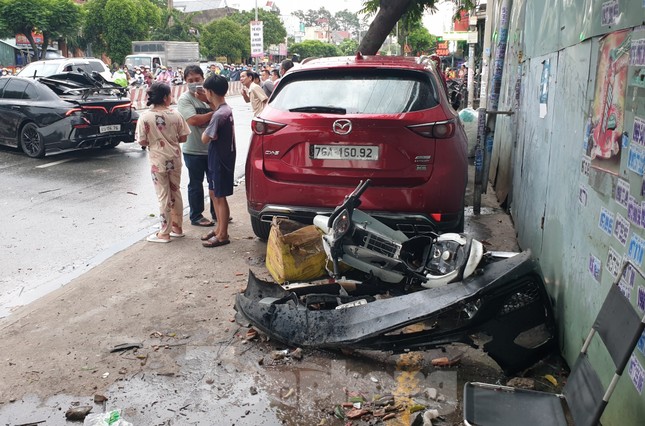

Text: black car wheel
xmin=20 ymin=123 xmax=46 ymax=158
xmin=251 ymin=216 xmax=271 ymax=241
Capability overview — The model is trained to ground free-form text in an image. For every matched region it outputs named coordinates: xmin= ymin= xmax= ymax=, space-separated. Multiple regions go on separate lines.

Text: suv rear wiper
xmin=289 ymin=106 xmax=346 ymax=114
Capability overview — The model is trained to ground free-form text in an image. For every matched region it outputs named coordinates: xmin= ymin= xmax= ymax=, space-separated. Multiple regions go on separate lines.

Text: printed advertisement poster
xmin=586 ymin=29 xmax=631 ymax=175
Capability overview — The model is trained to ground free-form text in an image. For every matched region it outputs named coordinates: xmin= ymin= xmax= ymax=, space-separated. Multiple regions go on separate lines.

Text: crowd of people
xmin=113 ymin=60 xmax=291 ymax=91
xmin=137 ymin=59 xmax=294 ymax=248
xmin=112 ymin=64 xmax=184 ymax=88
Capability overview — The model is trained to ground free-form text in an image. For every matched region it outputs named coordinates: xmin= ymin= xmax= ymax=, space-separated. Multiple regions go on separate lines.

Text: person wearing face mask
xmin=177 ymin=65 xmax=218 ymax=227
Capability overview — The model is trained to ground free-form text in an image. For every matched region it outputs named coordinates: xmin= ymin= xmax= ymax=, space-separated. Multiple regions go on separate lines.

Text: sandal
xmin=192 ymin=218 xmax=215 ymax=227
xmin=202 ymin=236 xmax=230 ymax=248
xmin=146 ymin=233 xmax=170 ymax=243
xmin=201 ymin=230 xmax=216 ymax=241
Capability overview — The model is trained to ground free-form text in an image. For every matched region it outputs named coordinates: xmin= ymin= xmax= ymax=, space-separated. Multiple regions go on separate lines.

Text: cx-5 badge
xmin=332 ymin=119 xmax=352 ymax=135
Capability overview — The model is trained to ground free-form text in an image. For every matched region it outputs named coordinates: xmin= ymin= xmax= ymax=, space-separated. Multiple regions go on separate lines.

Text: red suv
xmin=245 ymin=55 xmax=468 ymax=240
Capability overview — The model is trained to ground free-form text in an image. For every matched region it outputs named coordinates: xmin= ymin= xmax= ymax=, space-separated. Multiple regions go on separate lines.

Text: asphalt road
xmin=0 ymin=94 xmax=253 ymax=318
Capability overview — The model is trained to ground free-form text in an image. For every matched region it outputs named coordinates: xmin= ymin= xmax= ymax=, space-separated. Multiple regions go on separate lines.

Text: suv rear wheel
xmin=251 ymin=216 xmax=271 ymax=241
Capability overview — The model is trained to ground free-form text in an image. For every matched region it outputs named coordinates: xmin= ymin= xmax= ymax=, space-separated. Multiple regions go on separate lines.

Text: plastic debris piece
xmin=101 ymin=372 xmax=109 ymax=379
xmin=334 ymin=405 xmax=346 ymax=420
xmin=409 ymin=404 xmax=426 ymax=413
xmin=370 ymin=376 xmax=379 ymax=383
xmin=544 ymin=374 xmax=558 ymax=386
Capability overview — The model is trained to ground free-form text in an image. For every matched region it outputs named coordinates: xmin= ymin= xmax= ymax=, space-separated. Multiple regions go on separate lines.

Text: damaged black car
xmin=0 ymin=72 xmax=138 ymax=158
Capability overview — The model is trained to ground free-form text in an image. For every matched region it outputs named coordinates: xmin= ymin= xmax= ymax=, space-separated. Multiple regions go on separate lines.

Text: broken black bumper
xmin=235 ymin=250 xmax=557 ymax=374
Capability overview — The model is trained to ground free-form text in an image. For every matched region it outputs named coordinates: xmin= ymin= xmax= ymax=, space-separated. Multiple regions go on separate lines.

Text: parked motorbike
xmin=235 ymin=181 xmax=557 ymax=374
xmin=447 ymin=78 xmax=466 ymax=110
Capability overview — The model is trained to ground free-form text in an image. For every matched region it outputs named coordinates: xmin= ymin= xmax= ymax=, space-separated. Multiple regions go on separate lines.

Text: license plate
xmin=99 ymin=124 xmax=121 ymax=133
xmin=310 ymin=145 xmax=379 ymax=160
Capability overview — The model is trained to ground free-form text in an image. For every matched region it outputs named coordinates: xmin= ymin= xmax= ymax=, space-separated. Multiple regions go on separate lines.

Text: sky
xmin=229 ymin=0 xmax=366 ymax=16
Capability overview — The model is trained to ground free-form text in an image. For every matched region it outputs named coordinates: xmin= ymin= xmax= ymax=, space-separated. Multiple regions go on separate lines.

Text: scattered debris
xmin=425 ymin=387 xmax=438 ymax=400
xmin=250 ymin=386 xmax=258 ymax=395
xmin=93 ymin=394 xmax=107 ymax=403
xmin=346 ymin=408 xmax=369 ymax=419
xmin=83 ymin=409 xmax=133 ymax=426
xmin=245 ymin=328 xmax=258 ymax=341
xmin=282 ymin=388 xmax=295 ymax=399
xmin=431 ymin=354 xmax=462 ymax=367
xmin=65 ymin=405 xmax=92 ymax=420
xmin=544 ymin=374 xmax=558 ymax=386
xmin=290 ymin=347 xmax=303 ymax=360
xmin=101 ymin=372 xmax=109 ymax=379
xmin=270 ymin=349 xmax=289 ymax=360
xmin=506 ymin=377 xmax=535 ymax=390
xmin=370 ymin=376 xmax=379 ymax=383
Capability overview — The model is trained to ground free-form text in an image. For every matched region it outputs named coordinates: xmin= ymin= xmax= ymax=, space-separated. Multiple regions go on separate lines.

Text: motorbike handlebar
xmin=327 ymin=179 xmax=372 ymax=228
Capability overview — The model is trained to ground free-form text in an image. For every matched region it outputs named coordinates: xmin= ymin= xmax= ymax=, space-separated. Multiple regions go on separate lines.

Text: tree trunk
xmin=358 ymin=0 xmax=412 ymax=55
xmin=24 ymin=30 xmax=40 ymax=61
xmin=41 ymin=35 xmax=50 ymax=61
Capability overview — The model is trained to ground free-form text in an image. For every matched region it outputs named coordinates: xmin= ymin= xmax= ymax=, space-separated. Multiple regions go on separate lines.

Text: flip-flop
xmin=202 ymin=236 xmax=230 ymax=248
xmin=146 ymin=233 xmax=170 ymax=243
xmin=201 ymin=230 xmax=215 ymax=241
xmin=192 ymin=218 xmax=215 ymax=227
xmin=170 ymin=232 xmax=185 ymax=238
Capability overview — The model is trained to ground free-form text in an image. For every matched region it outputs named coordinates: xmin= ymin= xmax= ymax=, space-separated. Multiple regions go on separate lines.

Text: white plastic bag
xmin=83 ymin=410 xmax=133 ymax=426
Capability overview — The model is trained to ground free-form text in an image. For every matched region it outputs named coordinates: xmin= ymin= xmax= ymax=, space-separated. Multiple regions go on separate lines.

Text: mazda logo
xmin=332 ymin=119 xmax=352 ymax=135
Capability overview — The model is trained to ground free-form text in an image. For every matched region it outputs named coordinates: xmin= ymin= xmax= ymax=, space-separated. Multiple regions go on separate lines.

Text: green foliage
xmin=149 ymin=9 xmax=199 ymax=42
xmin=83 ymin=0 xmax=160 ymax=64
xmin=292 ymin=8 xmax=332 ymax=27
xmin=227 ymin=9 xmax=287 ymax=49
xmin=338 ymin=38 xmax=359 ymax=56
xmin=0 ymin=0 xmax=82 ymax=59
xmin=201 ymin=18 xmax=248 ymax=63
xmin=292 ymin=7 xmax=361 ymax=38
xmin=407 ymin=25 xmax=437 ymax=56
xmin=289 ymin=40 xmax=341 ymax=59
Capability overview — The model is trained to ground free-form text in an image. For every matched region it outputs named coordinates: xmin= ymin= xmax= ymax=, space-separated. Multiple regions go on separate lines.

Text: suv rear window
xmin=271 ymin=69 xmax=439 ymax=114
xmin=89 ymin=61 xmax=106 ymax=73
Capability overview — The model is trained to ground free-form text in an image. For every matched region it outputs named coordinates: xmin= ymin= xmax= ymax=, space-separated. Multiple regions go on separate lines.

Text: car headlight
xmin=332 ymin=209 xmax=351 ymax=239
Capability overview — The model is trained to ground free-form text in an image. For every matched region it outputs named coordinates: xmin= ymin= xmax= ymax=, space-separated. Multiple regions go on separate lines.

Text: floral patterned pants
xmin=151 ymin=163 xmax=183 ymax=236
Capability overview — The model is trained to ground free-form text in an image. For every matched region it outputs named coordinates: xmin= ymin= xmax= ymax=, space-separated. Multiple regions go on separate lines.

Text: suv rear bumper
xmin=249 ymin=204 xmax=463 ymax=236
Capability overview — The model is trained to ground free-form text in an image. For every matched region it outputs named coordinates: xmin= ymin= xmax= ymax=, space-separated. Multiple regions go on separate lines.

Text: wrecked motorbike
xmin=235 ymin=182 xmax=557 ymax=374
xmin=313 ymin=179 xmax=515 ymax=289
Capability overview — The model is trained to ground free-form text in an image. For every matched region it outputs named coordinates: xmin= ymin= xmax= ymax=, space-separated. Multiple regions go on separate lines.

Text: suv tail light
xmin=407 ymin=119 xmax=456 ymax=139
xmin=252 ymin=118 xmax=286 ymax=135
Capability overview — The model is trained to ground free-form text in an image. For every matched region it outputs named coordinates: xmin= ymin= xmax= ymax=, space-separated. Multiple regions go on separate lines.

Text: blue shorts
xmin=208 ymin=159 xmax=234 ymax=197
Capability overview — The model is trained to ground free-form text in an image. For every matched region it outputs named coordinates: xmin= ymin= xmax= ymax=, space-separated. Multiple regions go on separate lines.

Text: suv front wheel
xmin=251 ymin=216 xmax=271 ymax=241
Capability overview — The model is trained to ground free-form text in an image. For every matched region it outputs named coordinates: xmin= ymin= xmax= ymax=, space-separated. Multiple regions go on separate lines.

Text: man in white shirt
xmin=240 ymin=70 xmax=268 ymax=116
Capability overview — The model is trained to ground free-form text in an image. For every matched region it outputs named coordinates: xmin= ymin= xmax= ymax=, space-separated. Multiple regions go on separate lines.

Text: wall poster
xmin=587 ymin=29 xmax=632 ymax=175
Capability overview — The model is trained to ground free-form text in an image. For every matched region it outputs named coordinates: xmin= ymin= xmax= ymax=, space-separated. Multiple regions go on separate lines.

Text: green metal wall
xmin=487 ymin=0 xmax=645 ymax=424
xmin=0 ymin=41 xmax=15 ymax=68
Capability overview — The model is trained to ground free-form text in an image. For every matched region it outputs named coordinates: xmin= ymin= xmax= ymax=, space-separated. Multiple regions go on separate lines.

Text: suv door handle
xmin=10 ymin=105 xmax=20 ymax=109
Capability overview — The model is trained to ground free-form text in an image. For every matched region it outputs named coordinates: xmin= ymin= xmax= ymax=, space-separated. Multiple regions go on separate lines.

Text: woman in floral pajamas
xmin=136 ymin=82 xmax=191 ymax=243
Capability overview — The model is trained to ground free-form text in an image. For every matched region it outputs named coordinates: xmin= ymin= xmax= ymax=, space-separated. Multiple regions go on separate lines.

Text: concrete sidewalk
xmin=0 ymin=178 xmax=528 ymax=425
